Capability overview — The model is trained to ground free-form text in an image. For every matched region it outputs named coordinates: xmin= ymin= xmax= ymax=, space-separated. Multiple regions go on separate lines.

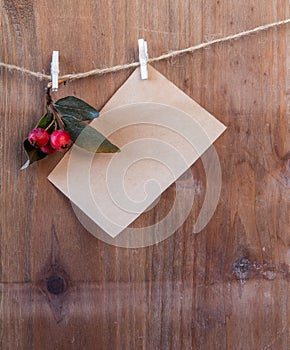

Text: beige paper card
xmin=48 ymin=65 xmax=226 ymax=239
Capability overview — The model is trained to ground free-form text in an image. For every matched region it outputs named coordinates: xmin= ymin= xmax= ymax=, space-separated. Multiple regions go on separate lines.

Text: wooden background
xmin=1 ymin=0 xmax=290 ymax=349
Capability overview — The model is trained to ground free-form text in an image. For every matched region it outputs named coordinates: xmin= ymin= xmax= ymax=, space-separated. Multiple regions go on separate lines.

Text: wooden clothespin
xmin=138 ymin=39 xmax=148 ymax=80
xmin=51 ymin=51 xmax=59 ymax=91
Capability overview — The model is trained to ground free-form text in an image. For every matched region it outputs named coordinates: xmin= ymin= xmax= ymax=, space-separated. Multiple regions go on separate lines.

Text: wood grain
xmin=0 ymin=0 xmax=289 ymax=349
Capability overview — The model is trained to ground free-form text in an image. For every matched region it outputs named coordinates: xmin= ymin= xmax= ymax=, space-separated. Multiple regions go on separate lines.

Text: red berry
xmin=50 ymin=130 xmax=71 ymax=151
xmin=40 ymin=144 xmax=56 ymax=154
xmin=28 ymin=128 xmax=49 ymax=148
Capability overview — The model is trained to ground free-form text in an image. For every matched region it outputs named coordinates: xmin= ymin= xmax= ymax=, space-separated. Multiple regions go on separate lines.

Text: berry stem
xmin=44 ymin=115 xmax=57 ymax=131
xmin=48 ymin=104 xmax=65 ymax=130
xmin=45 ymin=84 xmax=65 ymax=130
xmin=47 ymin=79 xmax=66 ymax=90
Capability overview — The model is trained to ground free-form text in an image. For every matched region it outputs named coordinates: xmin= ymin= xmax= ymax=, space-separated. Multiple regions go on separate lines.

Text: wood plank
xmin=0 ymin=0 xmax=289 ymax=349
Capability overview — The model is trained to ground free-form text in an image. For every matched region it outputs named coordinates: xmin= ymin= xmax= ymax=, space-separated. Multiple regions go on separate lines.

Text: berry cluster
xmin=28 ymin=128 xmax=71 ymax=154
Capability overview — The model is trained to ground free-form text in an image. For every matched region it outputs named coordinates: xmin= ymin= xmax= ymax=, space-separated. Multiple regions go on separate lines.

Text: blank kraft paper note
xmin=48 ymin=65 xmax=226 ymax=239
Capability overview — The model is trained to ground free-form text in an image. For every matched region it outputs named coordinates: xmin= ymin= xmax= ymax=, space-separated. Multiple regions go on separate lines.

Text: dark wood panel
xmin=1 ymin=0 xmax=289 ymax=349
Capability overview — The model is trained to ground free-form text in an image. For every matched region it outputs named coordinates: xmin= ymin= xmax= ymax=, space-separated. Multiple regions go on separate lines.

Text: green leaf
xmin=36 ymin=113 xmax=52 ymax=128
xmin=35 ymin=112 xmax=57 ymax=133
xmin=20 ymin=139 xmax=47 ymax=170
xmin=54 ymin=96 xmax=99 ymax=121
xmin=62 ymin=116 xmax=120 ymax=153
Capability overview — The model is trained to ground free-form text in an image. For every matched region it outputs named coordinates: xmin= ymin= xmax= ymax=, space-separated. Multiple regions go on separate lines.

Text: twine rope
xmin=0 ymin=18 xmax=289 ymax=82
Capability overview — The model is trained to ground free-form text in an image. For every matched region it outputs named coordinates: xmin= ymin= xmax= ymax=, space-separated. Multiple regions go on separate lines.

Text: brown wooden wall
xmin=1 ymin=1 xmax=290 ymax=349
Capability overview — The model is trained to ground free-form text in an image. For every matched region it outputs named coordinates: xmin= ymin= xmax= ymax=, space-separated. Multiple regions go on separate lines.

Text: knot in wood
xmin=46 ymin=275 xmax=66 ymax=295
xmin=233 ymin=257 xmax=251 ymax=280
